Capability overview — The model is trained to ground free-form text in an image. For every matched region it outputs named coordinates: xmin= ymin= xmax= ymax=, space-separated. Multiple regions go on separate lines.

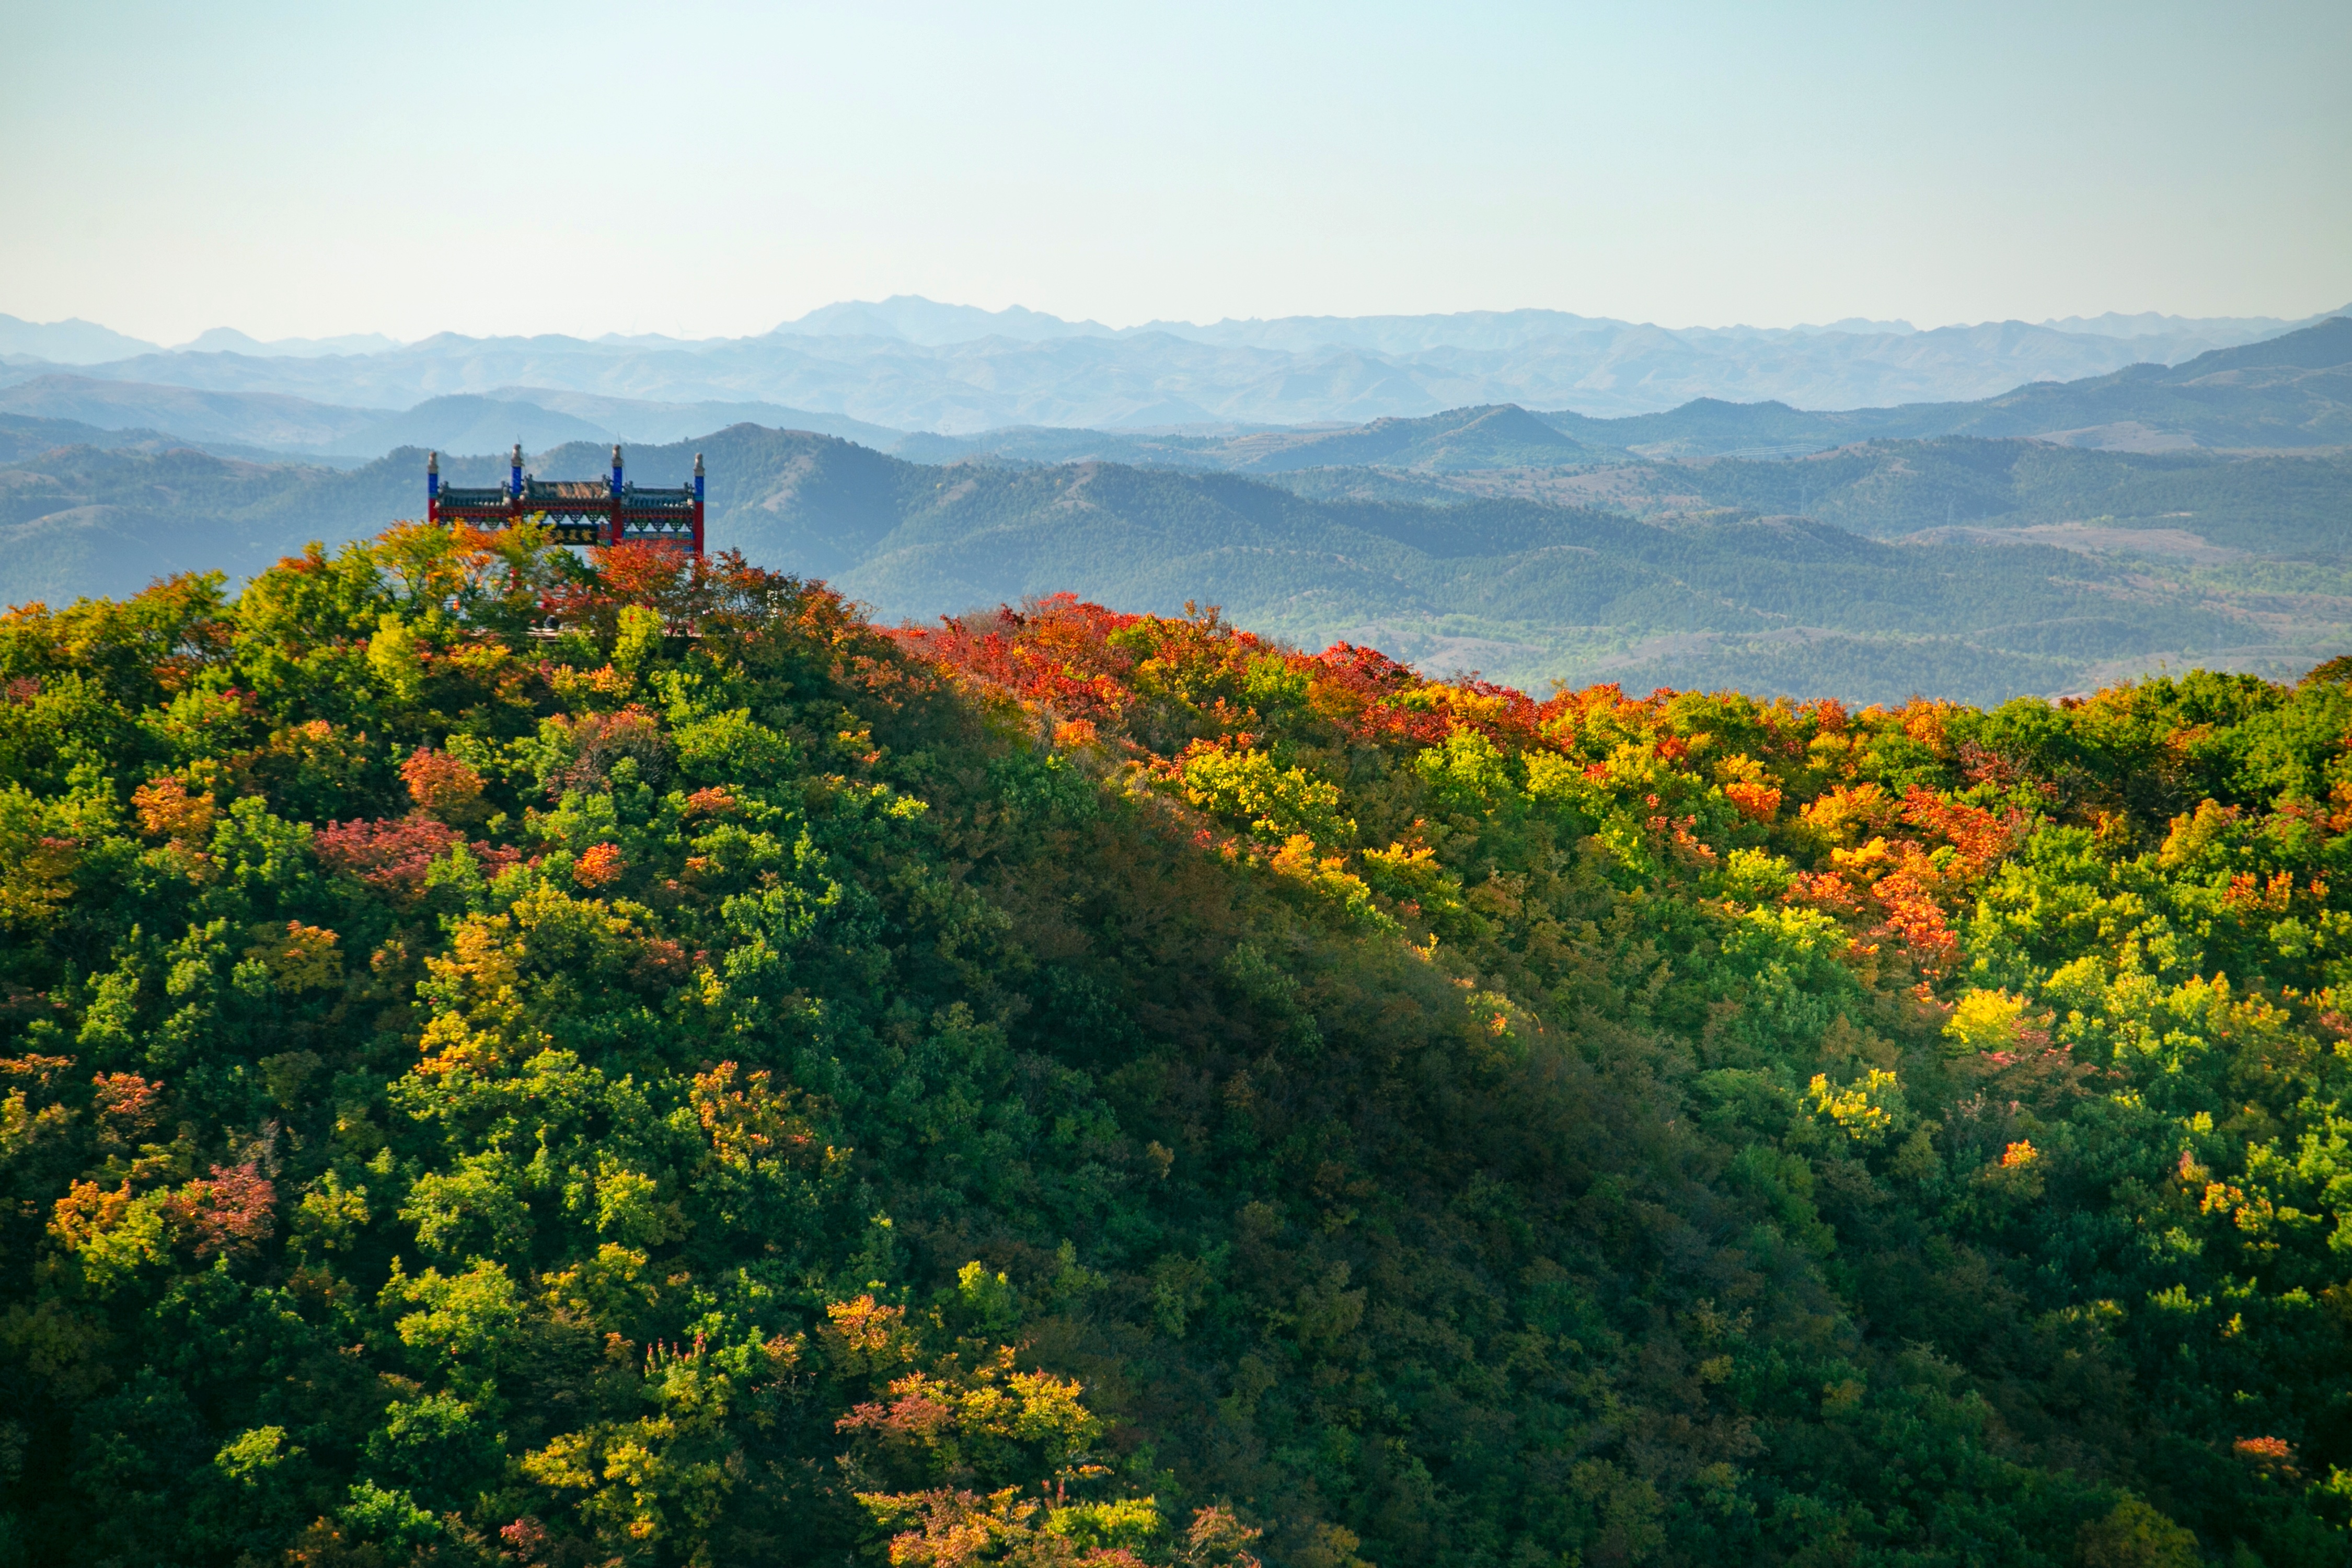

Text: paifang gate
xmin=428 ymin=442 xmax=705 ymax=553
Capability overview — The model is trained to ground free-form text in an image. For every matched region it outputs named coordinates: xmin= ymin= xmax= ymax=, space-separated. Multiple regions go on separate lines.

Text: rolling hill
xmin=1279 ymin=440 xmax=2352 ymax=553
xmin=9 ymin=521 xmax=2349 ymax=1564
xmin=0 ymin=377 xmax=906 ymax=462
xmin=6 ymin=299 xmax=2345 ymax=433
xmin=0 ymin=412 xmax=265 ymax=467
xmin=3 ymin=423 xmax=2344 ymax=706
xmin=1532 ymin=317 xmax=2352 ymax=456
xmin=909 ymin=318 xmax=2352 ymax=468
xmin=1 ymin=318 xmax=2342 ymax=472
xmin=0 ymin=373 xmax=394 ymax=451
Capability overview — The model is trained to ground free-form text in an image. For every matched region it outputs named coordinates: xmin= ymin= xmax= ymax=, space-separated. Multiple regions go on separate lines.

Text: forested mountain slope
xmin=0 ymin=445 xmax=430 ymax=603
xmin=0 ymin=413 xmax=246 ymax=467
xmin=1290 ymin=441 xmax=2352 ymax=554
xmin=2 ymin=528 xmax=2349 ymax=1565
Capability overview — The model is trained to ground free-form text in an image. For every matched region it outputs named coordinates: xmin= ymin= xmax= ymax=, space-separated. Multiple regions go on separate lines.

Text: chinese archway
xmin=428 ymin=443 xmax=704 ymax=554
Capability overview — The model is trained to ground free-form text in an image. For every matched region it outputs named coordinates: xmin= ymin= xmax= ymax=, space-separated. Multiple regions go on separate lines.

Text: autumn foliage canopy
xmin=1 ymin=527 xmax=2349 ymax=1565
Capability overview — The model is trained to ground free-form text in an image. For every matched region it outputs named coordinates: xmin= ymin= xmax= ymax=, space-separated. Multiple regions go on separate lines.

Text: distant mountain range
xmin=5 ymin=411 xmax=2347 ymax=706
xmin=863 ymin=320 xmax=2352 ymax=467
xmin=2 ymin=316 xmax=2345 ymax=468
xmin=3 ymin=315 xmax=2346 ymax=706
xmin=1541 ymin=317 xmax=2352 ymax=456
xmin=0 ymin=314 xmax=158 ymax=363
xmin=3 ymin=294 xmax=2346 ymax=435
xmin=0 ymin=378 xmax=904 ymax=465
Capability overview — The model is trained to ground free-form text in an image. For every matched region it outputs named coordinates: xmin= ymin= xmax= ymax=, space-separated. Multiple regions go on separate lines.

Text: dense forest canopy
xmin=2 ymin=523 xmax=2350 ymax=1566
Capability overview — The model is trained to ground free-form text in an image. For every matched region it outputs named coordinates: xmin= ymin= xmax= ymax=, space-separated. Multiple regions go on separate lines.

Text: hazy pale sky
xmin=5 ymin=0 xmax=2346 ymax=344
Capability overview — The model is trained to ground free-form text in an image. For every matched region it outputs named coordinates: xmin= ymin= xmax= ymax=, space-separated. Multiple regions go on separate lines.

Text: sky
xmin=4 ymin=0 xmax=2347 ymax=345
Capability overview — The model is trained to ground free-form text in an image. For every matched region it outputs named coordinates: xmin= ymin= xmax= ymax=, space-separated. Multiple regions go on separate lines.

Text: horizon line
xmin=9 ymin=293 xmax=2352 ymax=358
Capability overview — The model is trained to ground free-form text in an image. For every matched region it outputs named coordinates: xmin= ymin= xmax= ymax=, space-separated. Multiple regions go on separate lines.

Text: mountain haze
xmin=1534 ymin=318 xmax=2352 ymax=457
xmin=7 ymin=298 xmax=2346 ymax=435
xmin=4 ymin=419 xmax=2345 ymax=705
xmin=0 ymin=375 xmax=395 ymax=451
xmin=0 ymin=313 xmax=160 ymax=364
xmin=1 ymin=319 xmax=2345 ymax=705
xmin=1 ymin=317 xmax=2342 ymax=467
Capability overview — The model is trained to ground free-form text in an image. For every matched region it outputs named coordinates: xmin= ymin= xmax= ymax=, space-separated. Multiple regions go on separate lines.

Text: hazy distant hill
xmin=178 ymin=326 xmax=405 ymax=357
xmin=5 ymin=315 xmax=2344 ymax=468
xmin=1909 ymin=316 xmax=2352 ymax=448
xmin=0 ymin=374 xmax=393 ymax=449
xmin=0 ymin=314 xmax=159 ymax=364
xmin=4 ymin=422 xmax=2343 ymax=704
xmin=464 ymin=388 xmax=905 ymax=448
xmin=633 ymin=429 xmax=2343 ymax=700
xmin=771 ymin=296 xmax=1119 ymax=344
xmin=336 ymin=395 xmax=616 ymax=457
xmin=328 ymin=389 xmax=908 ymax=457
xmin=0 ymin=413 xmax=210 ymax=465
xmin=1272 ymin=440 xmax=2352 ymax=572
xmin=0 ymin=445 xmax=430 ymax=603
xmin=0 ymin=377 xmax=908 ymax=461
xmin=3 ymin=312 xmax=2343 ymax=704
xmin=773 ymin=294 xmax=2341 ymax=370
xmin=902 ymin=406 xmax=1612 ymax=472
xmin=1533 ymin=317 xmax=2352 ymax=455
xmin=8 ymin=297 xmax=2346 ymax=431
xmin=918 ymin=319 xmax=2352 ymax=468
xmin=1214 ymin=403 xmax=1610 ymax=471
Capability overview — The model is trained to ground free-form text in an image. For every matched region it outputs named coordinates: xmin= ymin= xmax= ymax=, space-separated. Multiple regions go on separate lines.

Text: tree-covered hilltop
xmin=1 ymin=528 xmax=2349 ymax=1567
xmin=12 ymin=419 xmax=2352 ymax=707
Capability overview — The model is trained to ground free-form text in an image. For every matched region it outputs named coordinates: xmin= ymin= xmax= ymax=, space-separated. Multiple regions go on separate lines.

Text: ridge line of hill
xmin=6 ymin=413 xmax=2350 ymax=708
xmin=6 ymin=305 xmax=2347 ymax=441
xmin=1 ymin=315 xmax=2346 ymax=469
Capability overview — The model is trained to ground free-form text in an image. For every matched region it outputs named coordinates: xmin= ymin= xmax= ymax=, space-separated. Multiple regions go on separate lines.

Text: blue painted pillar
xmin=609 ymin=444 xmax=625 ymax=545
